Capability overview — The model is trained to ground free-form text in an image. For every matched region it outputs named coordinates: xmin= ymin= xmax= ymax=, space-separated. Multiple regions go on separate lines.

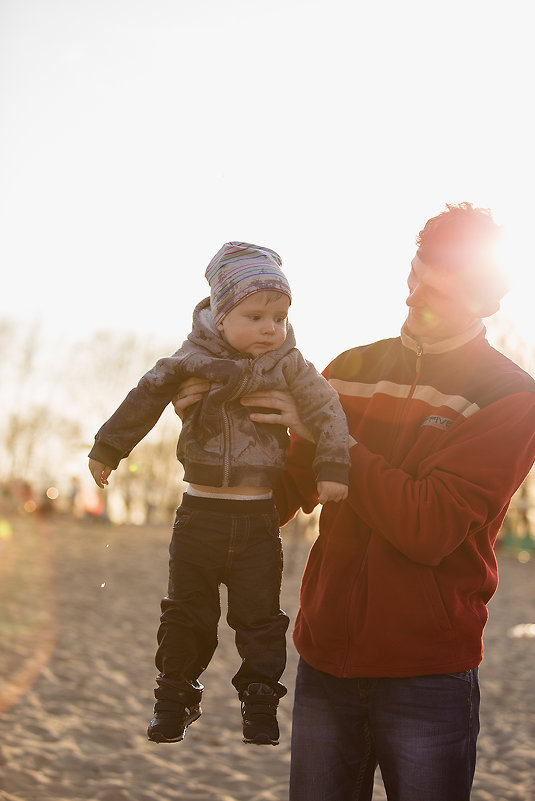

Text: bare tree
xmin=0 ymin=318 xmax=183 ymax=515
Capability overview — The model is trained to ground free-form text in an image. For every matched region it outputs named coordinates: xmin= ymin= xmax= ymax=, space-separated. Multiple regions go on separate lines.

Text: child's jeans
xmin=155 ymin=493 xmax=289 ymax=697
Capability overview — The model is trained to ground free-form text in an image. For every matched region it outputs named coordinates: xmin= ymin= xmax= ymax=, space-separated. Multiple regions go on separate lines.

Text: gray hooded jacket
xmin=89 ymin=298 xmax=350 ymax=488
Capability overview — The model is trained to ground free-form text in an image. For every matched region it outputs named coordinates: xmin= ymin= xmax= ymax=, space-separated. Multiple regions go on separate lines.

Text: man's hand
xmin=317 ymin=481 xmax=349 ymax=504
xmin=172 ymin=377 xmax=210 ymax=420
xmin=88 ymin=458 xmax=113 ymax=489
xmin=240 ymin=390 xmax=314 ymax=441
xmin=171 ymin=381 xmax=314 ymax=443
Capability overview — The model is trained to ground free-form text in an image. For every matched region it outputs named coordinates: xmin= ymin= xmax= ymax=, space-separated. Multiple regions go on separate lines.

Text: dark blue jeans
xmin=290 ymin=658 xmax=480 ymax=801
xmin=155 ymin=494 xmax=289 ymax=697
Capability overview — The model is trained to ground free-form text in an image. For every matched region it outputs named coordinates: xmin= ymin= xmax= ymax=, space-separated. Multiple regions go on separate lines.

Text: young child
xmin=88 ymin=241 xmax=350 ymax=746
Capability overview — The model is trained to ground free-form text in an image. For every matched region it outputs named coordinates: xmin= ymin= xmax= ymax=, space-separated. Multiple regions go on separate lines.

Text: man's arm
xmin=273 ymin=433 xmax=320 ymax=526
xmin=348 ymin=393 xmax=535 ymax=565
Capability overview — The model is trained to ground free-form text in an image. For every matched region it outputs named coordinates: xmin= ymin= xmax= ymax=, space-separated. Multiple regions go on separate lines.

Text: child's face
xmin=217 ymin=291 xmax=290 ymax=357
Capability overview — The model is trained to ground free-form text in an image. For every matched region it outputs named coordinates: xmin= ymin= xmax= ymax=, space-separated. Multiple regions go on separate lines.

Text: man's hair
xmin=416 ymin=202 xmax=502 ymax=266
xmin=416 ymin=202 xmax=509 ymax=316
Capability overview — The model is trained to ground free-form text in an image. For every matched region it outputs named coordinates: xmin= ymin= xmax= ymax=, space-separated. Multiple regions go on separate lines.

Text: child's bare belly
xmin=189 ymin=483 xmax=272 ymax=496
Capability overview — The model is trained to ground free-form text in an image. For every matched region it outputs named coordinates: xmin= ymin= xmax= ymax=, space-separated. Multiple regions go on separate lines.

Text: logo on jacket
xmin=421 ymin=415 xmax=454 ymax=431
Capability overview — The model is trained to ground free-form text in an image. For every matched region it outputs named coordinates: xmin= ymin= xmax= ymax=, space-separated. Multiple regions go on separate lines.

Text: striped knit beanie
xmin=205 ymin=242 xmax=292 ymax=324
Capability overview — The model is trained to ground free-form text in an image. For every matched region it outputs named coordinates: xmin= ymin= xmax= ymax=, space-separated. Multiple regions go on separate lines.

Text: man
xmin=175 ymin=203 xmax=535 ymax=800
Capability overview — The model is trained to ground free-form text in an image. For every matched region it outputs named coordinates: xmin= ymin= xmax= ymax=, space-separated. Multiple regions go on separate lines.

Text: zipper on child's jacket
xmin=221 ymin=360 xmax=253 ymax=485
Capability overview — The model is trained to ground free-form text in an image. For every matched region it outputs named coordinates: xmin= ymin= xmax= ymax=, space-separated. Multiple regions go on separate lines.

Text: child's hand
xmin=88 ymin=458 xmax=113 ymax=489
xmin=317 ymin=481 xmax=348 ymax=504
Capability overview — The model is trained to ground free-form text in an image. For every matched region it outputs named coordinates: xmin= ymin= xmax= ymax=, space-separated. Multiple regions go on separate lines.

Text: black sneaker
xmin=240 ymin=682 xmax=280 ymax=746
xmin=147 ymin=678 xmax=203 ymax=743
xmin=147 ymin=699 xmax=202 ymax=743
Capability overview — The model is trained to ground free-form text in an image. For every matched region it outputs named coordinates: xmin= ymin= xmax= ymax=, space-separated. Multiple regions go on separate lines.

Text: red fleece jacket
xmin=275 ymin=324 xmax=535 ymax=677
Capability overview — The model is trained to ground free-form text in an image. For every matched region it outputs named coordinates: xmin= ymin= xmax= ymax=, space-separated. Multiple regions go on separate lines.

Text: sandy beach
xmin=0 ymin=514 xmax=534 ymax=801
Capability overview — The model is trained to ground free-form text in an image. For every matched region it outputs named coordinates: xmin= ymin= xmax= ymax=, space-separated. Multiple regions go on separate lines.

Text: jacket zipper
xmin=413 ymin=343 xmax=423 ymax=388
xmin=221 ymin=362 xmax=252 ymax=485
xmin=387 ymin=342 xmax=423 ymax=463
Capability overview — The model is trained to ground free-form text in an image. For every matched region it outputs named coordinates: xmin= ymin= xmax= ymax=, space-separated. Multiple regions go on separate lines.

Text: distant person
xmin=88 ymin=242 xmax=350 ymax=747
xmin=69 ymin=476 xmax=81 ymax=517
xmin=175 ymin=205 xmax=535 ymax=799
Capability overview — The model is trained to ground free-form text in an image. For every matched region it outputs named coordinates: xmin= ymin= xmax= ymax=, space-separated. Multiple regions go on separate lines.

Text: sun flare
xmin=492 ymin=211 xmax=535 ymax=345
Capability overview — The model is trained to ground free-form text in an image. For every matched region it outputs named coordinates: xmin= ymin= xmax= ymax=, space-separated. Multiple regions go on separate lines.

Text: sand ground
xmin=0 ymin=515 xmax=534 ymax=801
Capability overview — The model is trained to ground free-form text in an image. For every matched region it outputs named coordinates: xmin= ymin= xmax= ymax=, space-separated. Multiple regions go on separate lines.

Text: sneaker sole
xmin=243 ymin=734 xmax=279 ymax=746
xmin=147 ymin=709 xmax=202 ymax=744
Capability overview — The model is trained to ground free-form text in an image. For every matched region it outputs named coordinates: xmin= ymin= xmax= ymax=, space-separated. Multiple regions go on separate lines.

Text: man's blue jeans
xmin=290 ymin=658 xmax=480 ymax=801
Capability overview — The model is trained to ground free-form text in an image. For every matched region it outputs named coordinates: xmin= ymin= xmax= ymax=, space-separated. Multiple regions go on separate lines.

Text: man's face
xmin=405 ymin=255 xmax=480 ymax=342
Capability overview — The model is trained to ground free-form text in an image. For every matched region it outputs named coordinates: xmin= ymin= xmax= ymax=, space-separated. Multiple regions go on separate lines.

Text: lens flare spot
xmin=46 ymin=487 xmax=59 ymax=500
xmin=0 ymin=519 xmax=13 ymax=540
xmin=508 ymin=622 xmax=535 ymax=638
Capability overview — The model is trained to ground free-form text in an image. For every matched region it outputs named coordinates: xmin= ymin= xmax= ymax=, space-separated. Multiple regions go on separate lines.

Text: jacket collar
xmin=400 ymin=319 xmax=486 ymax=356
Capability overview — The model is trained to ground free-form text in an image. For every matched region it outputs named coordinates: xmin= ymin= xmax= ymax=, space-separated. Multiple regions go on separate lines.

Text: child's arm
xmin=284 ymin=356 xmax=350 ymax=486
xmin=88 ymin=458 xmax=113 ymax=489
xmin=89 ymin=352 xmax=194 ymax=470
